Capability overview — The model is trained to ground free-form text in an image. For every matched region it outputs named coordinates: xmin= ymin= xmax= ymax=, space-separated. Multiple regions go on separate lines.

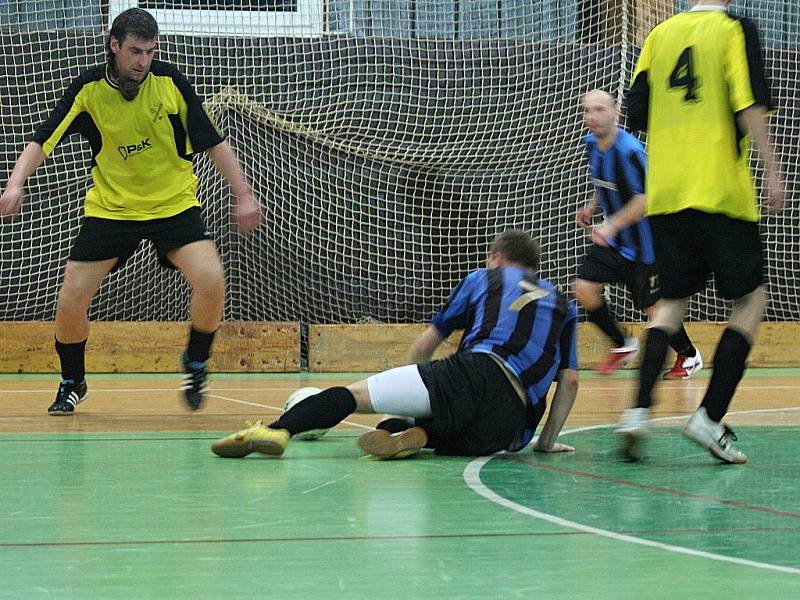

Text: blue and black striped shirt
xmin=585 ymin=129 xmax=655 ymax=264
xmin=431 ymin=267 xmax=578 ymax=409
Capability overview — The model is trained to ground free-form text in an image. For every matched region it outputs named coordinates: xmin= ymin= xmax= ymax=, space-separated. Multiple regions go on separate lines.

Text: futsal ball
xmin=284 ymin=387 xmax=329 ymax=440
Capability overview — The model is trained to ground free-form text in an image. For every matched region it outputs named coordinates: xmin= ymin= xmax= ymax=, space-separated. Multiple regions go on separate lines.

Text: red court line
xmin=509 ymin=457 xmax=800 ymax=520
xmin=5 ymin=526 xmax=800 ymax=549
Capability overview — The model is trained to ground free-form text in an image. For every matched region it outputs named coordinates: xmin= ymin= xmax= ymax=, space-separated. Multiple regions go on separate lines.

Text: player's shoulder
xmin=534 ymin=277 xmax=574 ymax=312
xmin=726 ymin=12 xmax=762 ymax=37
xmin=60 ymin=64 xmax=105 ymax=96
xmin=149 ymin=59 xmax=188 ymax=80
xmin=615 ymin=129 xmax=644 ymax=153
xmin=461 ymin=268 xmax=487 ymax=288
xmin=70 ymin=64 xmax=105 ymax=86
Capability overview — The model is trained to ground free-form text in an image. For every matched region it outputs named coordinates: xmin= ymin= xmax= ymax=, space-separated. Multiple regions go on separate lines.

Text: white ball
xmin=284 ymin=387 xmax=329 ymax=440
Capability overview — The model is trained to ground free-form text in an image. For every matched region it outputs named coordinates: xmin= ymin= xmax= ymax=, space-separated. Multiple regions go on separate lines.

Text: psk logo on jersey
xmin=118 ymin=138 xmax=152 ymax=160
xmin=150 ymin=102 xmax=164 ymax=122
xmin=591 ymin=177 xmax=618 ymax=191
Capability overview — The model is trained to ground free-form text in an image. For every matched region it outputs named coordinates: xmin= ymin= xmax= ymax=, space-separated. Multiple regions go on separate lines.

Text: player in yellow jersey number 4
xmin=618 ymin=0 xmax=784 ymax=463
xmin=0 ymin=9 xmax=261 ymax=414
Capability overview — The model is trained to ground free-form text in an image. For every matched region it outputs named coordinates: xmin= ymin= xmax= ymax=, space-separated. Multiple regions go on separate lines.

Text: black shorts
xmin=415 ymin=352 xmax=544 ymax=456
xmin=69 ymin=207 xmax=213 ymax=272
xmin=649 ymin=209 xmax=764 ymax=300
xmin=576 ymin=244 xmax=660 ymax=310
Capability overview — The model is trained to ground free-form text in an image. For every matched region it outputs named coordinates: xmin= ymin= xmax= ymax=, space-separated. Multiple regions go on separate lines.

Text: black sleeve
xmin=734 ymin=16 xmax=775 ymax=111
xmin=166 ymin=63 xmax=226 ymax=153
xmin=624 ymin=71 xmax=650 ymax=132
xmin=30 ymin=72 xmax=92 ymax=147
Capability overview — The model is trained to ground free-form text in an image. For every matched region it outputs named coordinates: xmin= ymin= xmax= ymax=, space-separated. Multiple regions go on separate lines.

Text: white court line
xmin=463 ymin=407 xmax=800 ymax=576
xmin=207 ymin=393 xmax=374 ymax=431
xmin=0 ymin=387 xmax=301 ymax=394
xmin=2 ymin=383 xmax=799 ymax=395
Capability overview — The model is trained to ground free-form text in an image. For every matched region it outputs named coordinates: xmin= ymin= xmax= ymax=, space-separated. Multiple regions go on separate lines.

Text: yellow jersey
xmin=32 ymin=61 xmax=224 ymax=220
xmin=625 ymin=8 xmax=774 ymax=222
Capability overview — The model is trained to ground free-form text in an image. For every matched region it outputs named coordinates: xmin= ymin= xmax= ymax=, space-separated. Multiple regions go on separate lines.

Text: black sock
xmin=702 ymin=328 xmax=751 ymax=422
xmin=186 ymin=327 xmax=216 ymax=363
xmin=668 ymin=326 xmax=696 ymax=357
xmin=55 ymin=338 xmax=87 ymax=383
xmin=377 ymin=417 xmax=414 ymax=433
xmin=636 ymin=328 xmax=670 ymax=409
xmin=270 ymin=387 xmax=357 ymax=436
xmin=587 ymin=301 xmax=626 ymax=348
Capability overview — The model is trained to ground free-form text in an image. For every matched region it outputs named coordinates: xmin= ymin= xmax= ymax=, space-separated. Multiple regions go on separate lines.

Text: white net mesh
xmin=1 ymin=0 xmax=798 ymax=328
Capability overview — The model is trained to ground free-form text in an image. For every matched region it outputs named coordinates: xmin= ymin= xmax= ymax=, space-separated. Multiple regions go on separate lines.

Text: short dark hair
xmin=490 ymin=229 xmax=540 ymax=271
xmin=106 ymin=8 xmax=159 ymax=66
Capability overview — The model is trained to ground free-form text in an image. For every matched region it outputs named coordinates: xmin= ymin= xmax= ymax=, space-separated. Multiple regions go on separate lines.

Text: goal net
xmin=1 ymin=0 xmax=797 ymax=327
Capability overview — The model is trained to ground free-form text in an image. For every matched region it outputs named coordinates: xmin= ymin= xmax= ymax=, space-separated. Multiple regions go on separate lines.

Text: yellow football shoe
xmin=211 ymin=421 xmax=290 ymax=458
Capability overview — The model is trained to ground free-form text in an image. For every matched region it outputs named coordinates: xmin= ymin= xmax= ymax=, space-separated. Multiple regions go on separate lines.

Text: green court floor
xmin=2 ymin=423 xmax=800 ymax=599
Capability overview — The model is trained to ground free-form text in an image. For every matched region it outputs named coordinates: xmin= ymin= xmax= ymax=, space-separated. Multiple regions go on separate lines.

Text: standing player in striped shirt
xmin=618 ymin=0 xmax=784 ymax=463
xmin=211 ymin=230 xmax=580 ymax=459
xmin=575 ymin=90 xmax=700 ymax=377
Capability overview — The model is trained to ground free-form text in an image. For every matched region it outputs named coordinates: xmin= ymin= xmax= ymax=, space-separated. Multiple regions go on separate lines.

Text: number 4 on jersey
xmin=669 ymin=46 xmax=699 ymax=101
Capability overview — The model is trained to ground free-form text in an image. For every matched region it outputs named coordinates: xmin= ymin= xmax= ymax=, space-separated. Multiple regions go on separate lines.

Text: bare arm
xmin=576 ymin=192 xmax=599 ymax=231
xmin=407 ymin=325 xmax=445 ymax=364
xmin=533 ymin=368 xmax=578 ymax=453
xmin=592 ymin=193 xmax=646 ymax=246
xmin=0 ymin=142 xmax=46 ymax=216
xmin=207 ymin=141 xmax=262 ymax=233
xmin=737 ymin=105 xmax=784 ymax=213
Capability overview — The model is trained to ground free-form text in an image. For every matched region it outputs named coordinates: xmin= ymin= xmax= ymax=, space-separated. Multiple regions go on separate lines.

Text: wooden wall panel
xmin=0 ymin=322 xmax=300 ymax=373
xmin=309 ymin=322 xmax=800 ymax=372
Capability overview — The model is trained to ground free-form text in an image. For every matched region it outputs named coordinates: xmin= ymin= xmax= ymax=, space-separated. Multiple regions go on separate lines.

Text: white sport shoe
xmin=663 ymin=350 xmax=704 ymax=379
xmin=682 ymin=407 xmax=747 ymax=464
xmin=616 ymin=407 xmax=649 ymax=462
xmin=596 ymin=336 xmax=640 ymax=375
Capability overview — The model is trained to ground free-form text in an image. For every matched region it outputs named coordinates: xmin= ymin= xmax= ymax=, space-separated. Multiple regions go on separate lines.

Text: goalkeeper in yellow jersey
xmin=0 ymin=8 xmax=261 ymax=414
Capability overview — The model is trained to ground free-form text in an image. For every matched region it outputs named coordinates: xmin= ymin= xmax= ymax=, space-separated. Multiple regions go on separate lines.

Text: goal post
xmin=1 ymin=0 xmax=797 ymax=334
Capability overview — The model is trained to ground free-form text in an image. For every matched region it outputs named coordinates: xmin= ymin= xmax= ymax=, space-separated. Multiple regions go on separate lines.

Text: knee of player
xmin=190 ymin=267 xmax=226 ymax=296
xmin=56 ymin=283 xmax=95 ymax=312
xmin=729 ymin=286 xmax=767 ymax=341
xmin=572 ymin=279 xmax=600 ymax=307
xmin=346 ymin=379 xmax=375 ymax=413
xmin=737 ymin=285 xmax=767 ymax=313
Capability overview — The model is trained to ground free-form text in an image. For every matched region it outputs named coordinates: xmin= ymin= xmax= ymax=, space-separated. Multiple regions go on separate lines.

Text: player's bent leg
xmin=169 ymin=240 xmax=225 ymax=332
xmin=55 ymin=258 xmax=118 ymax=343
xmin=50 ymin=258 xmax=116 ymax=415
xmin=356 ymin=366 xmax=433 ymax=458
xmin=571 ymin=278 xmax=604 ymax=312
xmin=168 ymin=241 xmax=225 ymax=410
xmin=364 ymin=365 xmax=432 ymax=417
